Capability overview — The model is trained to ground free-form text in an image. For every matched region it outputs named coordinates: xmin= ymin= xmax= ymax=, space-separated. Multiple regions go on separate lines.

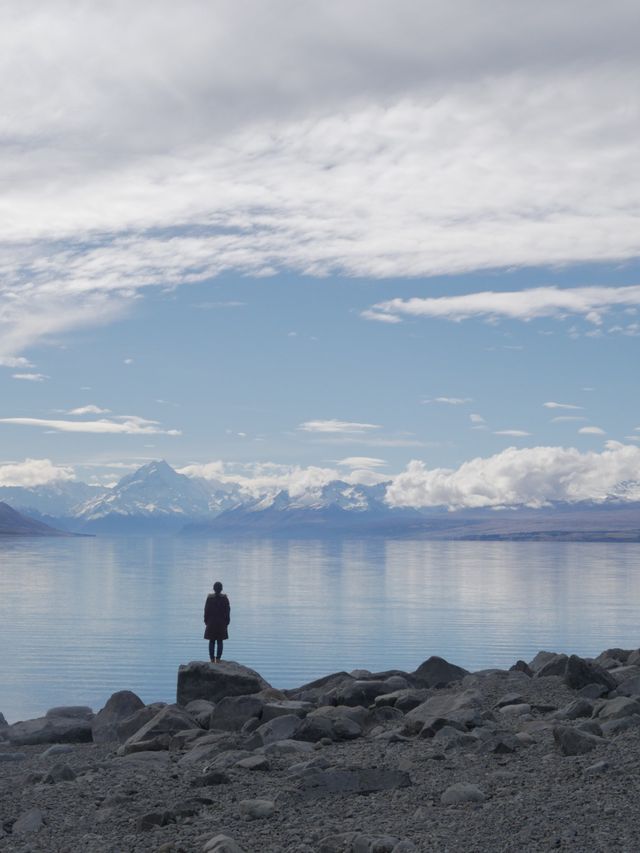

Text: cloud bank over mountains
xmin=3 ymin=442 xmax=640 ymax=510
xmin=2 ymin=1 xmax=640 ymax=361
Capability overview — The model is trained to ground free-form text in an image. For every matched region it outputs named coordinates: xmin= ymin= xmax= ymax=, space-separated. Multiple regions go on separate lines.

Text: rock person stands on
xmin=204 ymin=581 xmax=230 ymax=663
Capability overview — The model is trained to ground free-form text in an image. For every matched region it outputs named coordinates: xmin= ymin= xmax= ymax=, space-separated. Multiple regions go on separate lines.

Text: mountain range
xmin=0 ymin=502 xmax=69 ymax=537
xmin=1 ymin=459 xmax=639 ymax=540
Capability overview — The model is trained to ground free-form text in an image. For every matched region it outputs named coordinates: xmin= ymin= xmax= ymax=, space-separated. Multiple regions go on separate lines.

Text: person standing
xmin=204 ymin=581 xmax=230 ymax=662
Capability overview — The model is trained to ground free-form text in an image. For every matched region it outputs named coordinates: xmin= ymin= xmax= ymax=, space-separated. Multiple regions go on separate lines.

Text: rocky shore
xmin=3 ymin=649 xmax=640 ymax=852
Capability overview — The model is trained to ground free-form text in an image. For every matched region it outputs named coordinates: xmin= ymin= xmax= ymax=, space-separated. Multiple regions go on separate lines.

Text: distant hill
xmin=0 ymin=502 xmax=70 ymax=536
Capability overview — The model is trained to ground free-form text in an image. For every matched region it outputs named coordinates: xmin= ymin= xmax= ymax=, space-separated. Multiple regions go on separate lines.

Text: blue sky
xmin=0 ymin=1 xmax=639 ymax=506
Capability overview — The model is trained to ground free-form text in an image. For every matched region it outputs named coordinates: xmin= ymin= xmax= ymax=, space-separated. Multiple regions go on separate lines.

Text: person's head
xmin=213 ymin=581 xmax=223 ymax=594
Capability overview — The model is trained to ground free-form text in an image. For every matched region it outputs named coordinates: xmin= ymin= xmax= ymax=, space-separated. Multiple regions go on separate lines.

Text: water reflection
xmin=0 ymin=537 xmax=639 ymax=722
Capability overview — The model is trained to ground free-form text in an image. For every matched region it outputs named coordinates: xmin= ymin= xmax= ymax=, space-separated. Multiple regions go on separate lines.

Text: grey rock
xmin=136 ymin=811 xmax=170 ymax=831
xmin=553 ymin=725 xmax=604 ymax=755
xmin=296 ymin=706 xmax=364 ymax=742
xmin=498 ymin=703 xmax=531 ymax=717
xmin=203 ymin=749 xmax=252 ymax=771
xmin=113 ymin=702 xmax=166 ymax=743
xmin=122 ymin=733 xmax=172 ymax=754
xmin=578 ymin=683 xmax=608 ymax=700
xmin=235 ymin=754 xmax=270 ymax=770
xmin=404 ymin=689 xmax=481 ymax=735
xmin=556 ymin=699 xmax=594 ymax=720
xmin=529 ymin=650 xmax=561 ymax=672
xmin=584 ymin=759 xmax=609 ymax=776
xmin=209 ymin=695 xmax=264 ymax=731
xmin=433 ymin=726 xmax=477 ymax=750
xmin=352 ymin=835 xmax=401 ymax=853
xmin=600 ymin=716 xmax=640 ymax=737
xmin=124 ymin=704 xmax=195 ymax=750
xmin=509 ymin=660 xmax=533 ymax=676
xmin=185 ymin=698 xmax=215 ymax=716
xmin=13 ymin=807 xmax=44 ymax=835
xmin=535 ymin=654 xmax=568 ymax=678
xmin=0 ymin=712 xmax=8 ymax=728
xmin=43 ymin=762 xmax=76 ymax=783
xmin=177 ymin=660 xmax=271 ymax=705
xmin=596 ymin=648 xmax=631 ymax=665
xmin=0 ymin=751 xmax=27 ymax=762
xmin=596 ymin=696 xmax=640 ymax=720
xmin=575 ymin=720 xmax=603 ymax=737
xmin=45 ymin=705 xmax=93 ymax=719
xmin=412 ymin=655 xmax=468 ymax=688
xmin=608 ymin=665 xmax=640 ymax=684
xmin=203 ymin=834 xmax=246 ymax=853
xmin=238 ymin=798 xmax=276 ymax=819
xmin=261 ymin=738 xmax=314 ymax=756
xmin=191 ymin=769 xmax=231 ymax=787
xmin=298 ymin=766 xmax=411 ymax=797
xmin=441 ymin=782 xmax=485 ymax=804
xmin=41 ymin=743 xmax=75 ymax=757
xmin=6 ymin=711 xmax=93 ymax=745
xmin=248 ymin=713 xmax=301 ymax=746
xmin=627 ymin=649 xmax=640 ymax=666
xmin=476 ymin=734 xmax=520 ymax=754
xmin=564 ymin=655 xmax=617 ymax=692
xmin=495 ymin=692 xmax=524 ymax=708
xmin=334 ymin=680 xmax=391 ymax=707
xmin=170 ymin=727 xmax=212 ymax=749
xmin=178 ymin=734 xmax=241 ymax=767
xmin=615 ymin=674 xmax=640 ymax=697
xmin=92 ymin=690 xmax=145 ymax=743
xmin=261 ymin=700 xmax=313 ymax=721
xmin=374 ymin=688 xmax=428 ymax=711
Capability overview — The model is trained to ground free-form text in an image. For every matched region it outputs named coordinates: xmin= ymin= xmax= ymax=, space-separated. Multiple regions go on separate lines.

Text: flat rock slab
xmin=297 ymin=766 xmax=411 ymax=797
xmin=6 ymin=713 xmax=93 ymax=745
xmin=177 ymin=660 xmax=271 ymax=705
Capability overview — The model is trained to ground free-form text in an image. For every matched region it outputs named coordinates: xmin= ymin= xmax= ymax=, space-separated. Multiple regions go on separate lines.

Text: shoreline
xmin=2 ymin=649 xmax=640 ymax=851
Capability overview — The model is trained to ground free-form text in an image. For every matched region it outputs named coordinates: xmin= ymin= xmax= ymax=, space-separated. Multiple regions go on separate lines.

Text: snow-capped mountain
xmin=0 ymin=481 xmax=103 ymax=520
xmin=73 ymin=460 xmax=241 ymax=532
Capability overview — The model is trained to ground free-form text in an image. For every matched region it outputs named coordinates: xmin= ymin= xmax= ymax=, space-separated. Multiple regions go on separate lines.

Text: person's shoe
xmin=215 ymin=658 xmax=221 ymax=663
xmin=210 ymin=659 xmax=216 ymax=663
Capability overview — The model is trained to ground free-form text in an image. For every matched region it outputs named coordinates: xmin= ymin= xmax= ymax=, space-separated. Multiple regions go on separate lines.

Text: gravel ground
xmin=2 ymin=655 xmax=640 ymax=853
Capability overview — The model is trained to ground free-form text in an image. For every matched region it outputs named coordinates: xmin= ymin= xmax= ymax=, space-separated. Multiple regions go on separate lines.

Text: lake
xmin=1 ymin=536 xmax=639 ymax=723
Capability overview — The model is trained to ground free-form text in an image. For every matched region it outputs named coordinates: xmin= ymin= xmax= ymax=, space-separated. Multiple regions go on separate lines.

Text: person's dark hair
xmin=213 ymin=581 xmax=223 ymax=593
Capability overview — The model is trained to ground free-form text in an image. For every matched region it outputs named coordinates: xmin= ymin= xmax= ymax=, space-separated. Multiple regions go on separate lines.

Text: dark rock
xmin=627 ymin=650 xmax=640 ymax=666
xmin=236 ymin=754 xmax=270 ymax=771
xmin=12 ymin=807 xmax=44 ymax=835
xmin=476 ymin=734 xmax=520 ymax=754
xmin=45 ymin=705 xmax=93 ymax=720
xmin=334 ymin=680 xmax=391 ymax=707
xmin=596 ymin=696 xmax=640 ymax=720
xmin=295 ymin=706 xmax=364 ymax=742
xmin=0 ymin=712 xmax=8 ymax=728
xmin=191 ymin=770 xmax=231 ymax=787
xmin=608 ymin=665 xmax=640 ymax=685
xmin=177 ymin=660 xmax=271 ymax=705
xmin=596 ymin=648 xmax=631 ymax=666
xmin=535 ymin=654 xmax=568 ymax=678
xmin=297 ymin=766 xmax=411 ymax=797
xmin=123 ymin=733 xmax=172 ymax=754
xmin=404 ymin=689 xmax=481 ymax=735
xmin=115 ymin=702 xmax=167 ymax=743
xmin=599 ymin=716 xmax=640 ymax=737
xmin=41 ymin=743 xmax=74 ymax=758
xmin=170 ymin=797 xmax=212 ymax=818
xmin=584 ymin=759 xmax=609 ymax=777
xmin=615 ymin=674 xmax=640 ymax=697
xmin=43 ymin=762 xmax=76 ymax=783
xmin=495 ymin=692 xmax=524 ymax=709
xmin=529 ymin=650 xmax=561 ymax=672
xmin=578 ymin=683 xmax=608 ymax=700
xmin=203 ymin=834 xmax=245 ymax=853
xmin=136 ymin=811 xmax=171 ymax=831
xmin=246 ymin=713 xmax=301 ymax=747
xmin=441 ymin=783 xmax=485 ymax=804
xmin=238 ymin=798 xmax=276 ymax=820
xmin=553 ymin=725 xmax=604 ymax=755
xmin=411 ymin=656 xmax=468 ymax=688
xmin=284 ymin=671 xmax=354 ymax=704
xmin=123 ymin=705 xmax=195 ymax=751
xmin=575 ymin=720 xmax=603 ymax=737
xmin=432 ymin=725 xmax=477 ymax=750
xmin=209 ymin=695 xmax=264 ymax=731
xmin=509 ymin=660 xmax=533 ymax=676
xmin=261 ymin=700 xmax=313 ymax=721
xmin=92 ymin=691 xmax=145 ymax=743
xmin=556 ymin=699 xmax=594 ymax=720
xmin=564 ymin=655 xmax=617 ymax=693
xmin=6 ymin=711 xmax=93 ymax=745
xmin=0 ymin=752 xmax=27 ymax=762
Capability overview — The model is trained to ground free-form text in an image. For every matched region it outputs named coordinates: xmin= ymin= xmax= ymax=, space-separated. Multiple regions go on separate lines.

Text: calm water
xmin=1 ymin=536 xmax=639 ymax=723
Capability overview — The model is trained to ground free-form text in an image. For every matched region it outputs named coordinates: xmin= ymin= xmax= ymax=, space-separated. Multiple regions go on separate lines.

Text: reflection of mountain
xmin=1 ymin=461 xmax=639 ymax=540
xmin=0 ymin=502 xmax=70 ymax=536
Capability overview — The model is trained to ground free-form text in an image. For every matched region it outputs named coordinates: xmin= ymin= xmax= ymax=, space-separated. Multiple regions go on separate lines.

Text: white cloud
xmin=494 ymin=430 xmax=531 ymax=437
xmin=0 ymin=458 xmax=74 ymax=487
xmin=0 ymin=416 xmax=180 ymax=435
xmin=1 ymin=3 xmax=640 ymax=358
xmin=337 ymin=456 xmax=386 ymax=469
xmin=543 ymin=401 xmax=583 ymax=410
xmin=12 ymin=373 xmax=47 ymax=382
xmin=551 ymin=416 xmax=588 ymax=423
xmin=365 ymin=286 xmax=640 ymax=327
xmin=387 ymin=441 xmax=640 ymax=509
xmin=469 ymin=413 xmax=485 ymax=424
xmin=0 ymin=356 xmax=32 ymax=368
xmin=299 ymin=419 xmax=381 ymax=434
xmin=68 ymin=405 xmax=111 ymax=415
xmin=424 ymin=397 xmax=472 ymax=405
xmin=578 ymin=426 xmax=606 ymax=435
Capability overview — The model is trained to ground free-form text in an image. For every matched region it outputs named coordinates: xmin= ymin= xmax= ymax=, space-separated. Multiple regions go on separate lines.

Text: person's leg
xmin=216 ymin=639 xmax=224 ymax=661
xmin=209 ymin=640 xmax=216 ymax=661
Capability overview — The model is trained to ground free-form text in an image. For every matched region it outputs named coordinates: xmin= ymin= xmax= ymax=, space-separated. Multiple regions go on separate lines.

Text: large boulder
xmin=553 ymin=725 xmax=604 ymax=756
xmin=334 ymin=680 xmax=394 ymax=707
xmin=295 ymin=706 xmax=365 ymax=742
xmin=404 ymin=689 xmax=482 ymax=735
xmin=564 ymin=655 xmax=617 ymax=693
xmin=115 ymin=702 xmax=167 ymax=743
xmin=177 ymin=661 xmax=270 ymax=705
xmin=596 ymin=696 xmax=640 ymax=721
xmin=412 ymin=656 xmax=468 ymax=688
xmin=284 ymin=671 xmax=354 ymax=704
xmin=123 ymin=705 xmax=196 ymax=751
xmin=92 ymin=691 xmax=145 ymax=743
xmin=0 ymin=712 xmax=8 ymax=728
xmin=535 ymin=654 xmax=568 ymax=678
xmin=247 ymin=714 xmax=302 ymax=747
xmin=6 ymin=707 xmax=94 ymax=746
xmin=208 ymin=695 xmax=264 ymax=731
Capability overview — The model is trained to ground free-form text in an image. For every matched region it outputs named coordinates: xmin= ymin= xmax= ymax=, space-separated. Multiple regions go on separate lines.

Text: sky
xmin=1 ymin=0 xmax=640 ymax=507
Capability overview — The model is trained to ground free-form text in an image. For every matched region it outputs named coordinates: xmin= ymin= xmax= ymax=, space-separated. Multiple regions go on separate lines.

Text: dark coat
xmin=204 ymin=592 xmax=230 ymax=641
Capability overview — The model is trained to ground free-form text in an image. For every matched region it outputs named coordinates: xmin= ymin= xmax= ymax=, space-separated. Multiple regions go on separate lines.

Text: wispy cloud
xmin=1 ymin=3 xmax=640 ymax=360
xmin=544 ymin=401 xmax=583 ymax=410
xmin=470 ymin=413 xmax=485 ymax=424
xmin=68 ymin=405 xmax=111 ymax=415
xmin=424 ymin=397 xmax=472 ymax=405
xmin=0 ymin=458 xmax=75 ymax=487
xmin=336 ymin=456 xmax=386 ymax=469
xmin=12 ymin=373 xmax=47 ymax=382
xmin=494 ymin=430 xmax=531 ymax=437
xmin=299 ymin=419 xmax=381 ymax=434
xmin=0 ymin=415 xmax=181 ymax=436
xmin=579 ymin=426 xmax=606 ymax=435
xmin=551 ymin=415 xmax=588 ymax=422
xmin=365 ymin=286 xmax=640 ymax=327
